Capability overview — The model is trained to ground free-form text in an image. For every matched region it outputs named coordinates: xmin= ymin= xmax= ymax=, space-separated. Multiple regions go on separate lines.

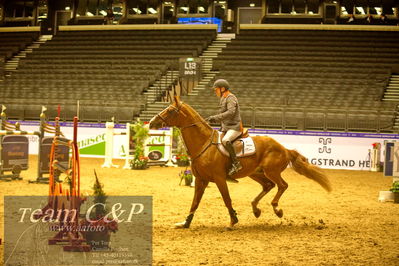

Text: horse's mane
xmin=181 ymin=102 xmax=213 ymax=131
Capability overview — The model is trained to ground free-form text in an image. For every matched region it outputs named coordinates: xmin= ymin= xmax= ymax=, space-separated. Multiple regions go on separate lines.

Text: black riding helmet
xmin=213 ymin=79 xmax=230 ymax=90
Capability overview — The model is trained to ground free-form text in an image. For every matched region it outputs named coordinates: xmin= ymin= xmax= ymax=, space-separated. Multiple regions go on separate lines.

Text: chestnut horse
xmin=149 ymin=97 xmax=332 ymax=228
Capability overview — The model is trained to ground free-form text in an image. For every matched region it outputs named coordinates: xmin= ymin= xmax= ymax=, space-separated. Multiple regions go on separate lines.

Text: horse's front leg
xmin=175 ymin=176 xmax=209 ymax=229
xmin=215 ymin=178 xmax=238 ymax=227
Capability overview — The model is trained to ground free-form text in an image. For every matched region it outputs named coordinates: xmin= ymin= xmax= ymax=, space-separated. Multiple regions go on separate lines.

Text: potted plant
xmin=179 ymin=169 xmax=193 ymax=186
xmin=173 ymin=127 xmax=190 ymax=167
xmin=129 ymin=119 xmax=149 ymax=170
xmin=390 ymin=181 xmax=399 ymax=204
xmin=130 ymin=155 xmax=149 ymax=170
xmin=176 ymin=153 xmax=190 ymax=167
xmin=81 ymin=170 xmax=118 ymax=250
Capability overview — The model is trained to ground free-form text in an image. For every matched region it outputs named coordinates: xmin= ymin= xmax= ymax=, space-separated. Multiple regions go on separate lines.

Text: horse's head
xmin=149 ymin=96 xmax=186 ymax=129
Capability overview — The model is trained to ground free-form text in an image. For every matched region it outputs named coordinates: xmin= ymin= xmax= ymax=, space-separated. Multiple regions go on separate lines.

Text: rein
xmin=180 ymin=119 xmax=207 ymax=130
xmin=185 ymin=129 xmax=216 ymax=162
xmin=179 ymin=117 xmax=216 ymax=162
xmin=156 ymin=103 xmax=216 ymax=162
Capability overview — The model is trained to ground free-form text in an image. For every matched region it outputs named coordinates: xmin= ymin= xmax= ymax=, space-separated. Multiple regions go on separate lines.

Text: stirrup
xmin=228 ymin=162 xmax=242 ymax=176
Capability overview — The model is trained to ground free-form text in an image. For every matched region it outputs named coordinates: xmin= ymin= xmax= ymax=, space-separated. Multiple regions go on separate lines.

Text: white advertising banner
xmin=18 ymin=121 xmax=169 ymax=160
xmin=16 ymin=121 xmax=117 ymax=158
xmin=250 ymin=129 xmax=399 ymax=170
xmin=270 ymin=134 xmax=372 ymax=170
xmin=14 ymin=122 xmax=399 ymax=170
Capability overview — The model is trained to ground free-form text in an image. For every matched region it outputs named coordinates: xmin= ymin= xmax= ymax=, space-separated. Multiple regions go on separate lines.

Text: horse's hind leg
xmin=263 ymin=170 xmax=288 ymax=218
xmin=249 ymin=170 xmax=275 ymax=218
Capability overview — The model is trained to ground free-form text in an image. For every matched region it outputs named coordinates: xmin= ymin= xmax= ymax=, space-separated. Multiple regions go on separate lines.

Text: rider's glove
xmin=206 ymin=116 xmax=216 ymax=123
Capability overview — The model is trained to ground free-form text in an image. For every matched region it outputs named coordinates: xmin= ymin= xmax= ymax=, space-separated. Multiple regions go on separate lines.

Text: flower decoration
xmin=179 ymin=169 xmax=193 ymax=186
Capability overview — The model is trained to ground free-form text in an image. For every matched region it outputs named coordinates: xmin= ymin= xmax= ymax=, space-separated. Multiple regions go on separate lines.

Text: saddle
xmin=217 ymin=129 xmax=256 ymax=158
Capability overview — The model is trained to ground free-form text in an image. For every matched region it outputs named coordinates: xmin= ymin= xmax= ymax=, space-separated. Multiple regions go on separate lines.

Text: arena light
xmin=250 ymin=3 xmax=255 ymax=7
xmin=375 ymin=7 xmax=382 ymax=15
xmin=148 ymin=7 xmax=157 ymax=14
xmin=198 ymin=6 xmax=205 ymax=12
xmin=132 ymin=8 xmax=142 ymax=14
xmin=341 ymin=6 xmax=348 ymax=15
xmin=86 ymin=12 xmax=94 ymax=16
xmin=356 ymin=7 xmax=365 ymax=15
xmin=65 ymin=6 xmax=70 ymax=10
xmin=100 ymin=10 xmax=107 ymax=16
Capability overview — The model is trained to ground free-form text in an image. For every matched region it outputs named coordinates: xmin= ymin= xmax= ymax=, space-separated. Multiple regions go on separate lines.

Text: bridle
xmin=155 ymin=102 xmax=216 ymax=162
xmin=155 ymin=104 xmax=181 ymax=128
xmin=156 ymin=102 xmax=208 ymax=130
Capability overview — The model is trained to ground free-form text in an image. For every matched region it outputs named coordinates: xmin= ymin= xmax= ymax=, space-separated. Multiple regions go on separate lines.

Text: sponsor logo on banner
xmin=310 ymin=137 xmax=370 ymax=169
xmin=77 ymin=134 xmax=106 ymax=157
xmin=318 ymin=138 xmax=332 ymax=153
xmin=145 ymin=134 xmax=167 ymax=161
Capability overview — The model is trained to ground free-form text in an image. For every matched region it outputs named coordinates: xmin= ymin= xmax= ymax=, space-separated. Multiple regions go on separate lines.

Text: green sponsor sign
xmin=77 ymin=134 xmax=106 ymax=156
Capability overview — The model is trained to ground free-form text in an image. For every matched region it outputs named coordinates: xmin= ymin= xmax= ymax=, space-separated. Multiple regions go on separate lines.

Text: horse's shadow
xmin=185 ymin=221 xmax=327 ymax=234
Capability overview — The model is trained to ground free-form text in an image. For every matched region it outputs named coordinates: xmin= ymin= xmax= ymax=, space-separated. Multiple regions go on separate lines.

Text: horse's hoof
xmin=275 ymin=209 xmax=284 ymax=218
xmin=230 ymin=217 xmax=239 ymax=227
xmin=174 ymin=221 xmax=188 ymax=229
xmin=225 ymin=226 xmax=235 ymax=231
xmin=253 ymin=208 xmax=261 ymax=218
xmin=228 ymin=222 xmax=237 ymax=228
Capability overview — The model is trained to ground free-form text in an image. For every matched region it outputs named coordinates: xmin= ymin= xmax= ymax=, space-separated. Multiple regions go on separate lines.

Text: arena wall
xmin=14 ymin=121 xmax=399 ymax=171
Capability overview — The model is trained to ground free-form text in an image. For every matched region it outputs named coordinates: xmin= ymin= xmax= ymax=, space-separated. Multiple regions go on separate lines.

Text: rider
xmin=207 ymin=79 xmax=243 ymax=177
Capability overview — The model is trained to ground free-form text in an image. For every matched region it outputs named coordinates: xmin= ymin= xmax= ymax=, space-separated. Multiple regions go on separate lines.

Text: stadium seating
xmin=0 ymin=29 xmax=216 ymax=122
xmin=0 ymin=31 xmax=39 ymax=59
xmin=182 ymin=28 xmax=399 ymax=132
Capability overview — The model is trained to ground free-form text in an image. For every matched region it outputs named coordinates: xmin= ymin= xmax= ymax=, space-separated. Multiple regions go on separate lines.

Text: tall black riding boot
xmin=225 ymin=141 xmax=242 ymax=178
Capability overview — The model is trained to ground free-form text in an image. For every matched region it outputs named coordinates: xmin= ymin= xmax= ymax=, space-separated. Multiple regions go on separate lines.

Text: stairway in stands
xmin=4 ymin=35 xmax=52 ymax=76
xmin=383 ymin=74 xmax=399 ymax=131
xmin=138 ymin=33 xmax=235 ymax=122
xmin=143 ymin=70 xmax=179 ymax=103
xmin=138 ymin=70 xmax=179 ymax=121
xmin=383 ymin=74 xmax=399 ymax=102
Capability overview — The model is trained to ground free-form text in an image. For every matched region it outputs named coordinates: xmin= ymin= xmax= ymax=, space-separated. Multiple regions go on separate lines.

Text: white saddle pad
xmin=217 ymin=131 xmax=256 ymax=158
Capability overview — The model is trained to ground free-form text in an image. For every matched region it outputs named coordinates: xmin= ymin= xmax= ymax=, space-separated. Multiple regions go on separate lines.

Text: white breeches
xmin=222 ymin=129 xmax=241 ymax=146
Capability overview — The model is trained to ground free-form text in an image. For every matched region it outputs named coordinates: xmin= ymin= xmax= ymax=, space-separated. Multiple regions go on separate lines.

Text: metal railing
xmin=203 ymin=106 xmax=397 ymax=133
xmin=153 ymin=66 xmax=179 ymax=103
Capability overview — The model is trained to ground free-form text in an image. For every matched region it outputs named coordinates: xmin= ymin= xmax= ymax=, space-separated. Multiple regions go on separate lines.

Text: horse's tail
xmin=288 ymin=149 xmax=332 ymax=192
